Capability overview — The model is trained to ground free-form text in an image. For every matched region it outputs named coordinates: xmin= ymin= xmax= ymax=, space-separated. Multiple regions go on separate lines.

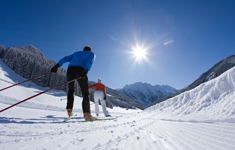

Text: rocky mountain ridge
xmin=119 ymin=82 xmax=177 ymax=107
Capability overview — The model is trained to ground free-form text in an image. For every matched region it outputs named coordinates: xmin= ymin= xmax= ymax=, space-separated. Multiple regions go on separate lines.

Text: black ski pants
xmin=66 ymin=66 xmax=90 ymax=113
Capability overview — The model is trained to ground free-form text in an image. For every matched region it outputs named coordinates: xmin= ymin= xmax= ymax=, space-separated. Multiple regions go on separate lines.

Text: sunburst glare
xmin=130 ymin=43 xmax=148 ymax=64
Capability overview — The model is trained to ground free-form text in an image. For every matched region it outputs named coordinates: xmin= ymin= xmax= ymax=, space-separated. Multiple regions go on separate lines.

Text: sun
xmin=130 ymin=44 xmax=148 ymax=62
xmin=133 ymin=47 xmax=146 ymax=59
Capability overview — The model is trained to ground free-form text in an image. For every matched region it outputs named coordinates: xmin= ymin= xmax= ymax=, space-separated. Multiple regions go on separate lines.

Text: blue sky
xmin=1 ymin=0 xmax=235 ymax=90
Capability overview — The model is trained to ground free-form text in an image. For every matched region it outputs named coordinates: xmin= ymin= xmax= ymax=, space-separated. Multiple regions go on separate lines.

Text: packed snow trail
xmin=1 ymin=110 xmax=235 ymax=150
xmin=1 ymin=59 xmax=235 ymax=150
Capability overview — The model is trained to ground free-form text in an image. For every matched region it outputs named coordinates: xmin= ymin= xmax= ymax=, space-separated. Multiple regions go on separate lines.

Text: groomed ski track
xmin=1 ymin=59 xmax=235 ymax=150
xmin=1 ymin=108 xmax=235 ymax=150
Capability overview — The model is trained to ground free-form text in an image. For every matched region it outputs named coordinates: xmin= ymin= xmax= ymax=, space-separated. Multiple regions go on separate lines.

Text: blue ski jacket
xmin=57 ymin=51 xmax=96 ymax=71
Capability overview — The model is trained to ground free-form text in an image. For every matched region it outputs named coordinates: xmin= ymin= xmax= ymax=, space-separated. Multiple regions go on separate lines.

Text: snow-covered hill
xmin=1 ymin=59 xmax=235 ymax=150
xmin=119 ymin=82 xmax=177 ymax=107
xmin=149 ymin=55 xmax=235 ymax=107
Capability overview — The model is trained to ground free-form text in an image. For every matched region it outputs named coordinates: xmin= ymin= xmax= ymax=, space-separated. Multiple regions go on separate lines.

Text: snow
xmin=120 ymin=82 xmax=177 ymax=107
xmin=1 ymin=58 xmax=235 ymax=150
xmin=206 ymin=72 xmax=215 ymax=81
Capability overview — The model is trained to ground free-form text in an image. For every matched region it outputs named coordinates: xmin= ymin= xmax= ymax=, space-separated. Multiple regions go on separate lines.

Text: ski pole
xmin=0 ymin=76 xmax=81 ymax=113
xmin=0 ymin=72 xmax=54 ymax=92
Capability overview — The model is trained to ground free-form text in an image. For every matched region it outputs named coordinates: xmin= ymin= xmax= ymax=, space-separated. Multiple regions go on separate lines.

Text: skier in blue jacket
xmin=51 ymin=46 xmax=96 ymax=120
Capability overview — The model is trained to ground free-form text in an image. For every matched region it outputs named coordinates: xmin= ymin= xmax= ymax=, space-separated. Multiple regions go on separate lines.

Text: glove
xmin=81 ymin=69 xmax=88 ymax=79
xmin=104 ymin=96 xmax=106 ymax=100
xmin=51 ymin=63 xmax=59 ymax=73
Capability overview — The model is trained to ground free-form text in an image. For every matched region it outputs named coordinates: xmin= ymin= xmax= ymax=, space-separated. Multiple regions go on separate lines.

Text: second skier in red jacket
xmin=89 ymin=78 xmax=111 ymax=117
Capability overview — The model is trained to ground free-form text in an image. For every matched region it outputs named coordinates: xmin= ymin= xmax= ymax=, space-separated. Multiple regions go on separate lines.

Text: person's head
xmin=83 ymin=46 xmax=92 ymax=52
xmin=98 ymin=78 xmax=101 ymax=83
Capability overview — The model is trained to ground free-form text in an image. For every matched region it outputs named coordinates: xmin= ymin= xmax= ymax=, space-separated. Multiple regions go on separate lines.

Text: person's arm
xmin=88 ymin=84 xmax=96 ymax=89
xmin=57 ymin=54 xmax=74 ymax=67
xmin=103 ymin=84 xmax=106 ymax=97
xmin=51 ymin=53 xmax=73 ymax=73
xmin=84 ymin=53 xmax=96 ymax=71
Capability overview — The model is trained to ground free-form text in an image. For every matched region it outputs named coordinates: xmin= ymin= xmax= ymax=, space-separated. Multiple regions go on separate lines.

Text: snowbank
xmin=145 ymin=66 xmax=235 ymax=122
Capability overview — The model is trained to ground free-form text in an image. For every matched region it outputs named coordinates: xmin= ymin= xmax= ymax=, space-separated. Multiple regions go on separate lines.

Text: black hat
xmin=83 ymin=46 xmax=92 ymax=52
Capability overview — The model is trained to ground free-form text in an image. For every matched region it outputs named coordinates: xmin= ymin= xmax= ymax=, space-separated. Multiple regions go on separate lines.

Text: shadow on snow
xmin=0 ymin=115 xmax=84 ymax=124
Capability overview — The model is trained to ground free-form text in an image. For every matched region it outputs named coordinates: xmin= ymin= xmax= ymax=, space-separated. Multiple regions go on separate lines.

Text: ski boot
xmin=67 ymin=109 xmax=73 ymax=116
xmin=84 ymin=113 xmax=97 ymax=121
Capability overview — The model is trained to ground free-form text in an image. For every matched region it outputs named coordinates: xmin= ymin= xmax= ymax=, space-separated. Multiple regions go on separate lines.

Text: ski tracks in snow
xmin=88 ymin=115 xmax=235 ymax=150
xmin=2 ymin=112 xmax=235 ymax=150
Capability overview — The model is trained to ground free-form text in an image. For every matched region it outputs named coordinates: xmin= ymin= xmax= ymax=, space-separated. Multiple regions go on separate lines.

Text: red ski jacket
xmin=89 ymin=83 xmax=106 ymax=96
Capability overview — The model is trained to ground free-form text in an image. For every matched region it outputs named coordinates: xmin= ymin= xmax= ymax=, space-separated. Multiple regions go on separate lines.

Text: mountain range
xmin=119 ymin=82 xmax=177 ymax=107
xmin=118 ymin=55 xmax=235 ymax=107
xmin=1 ymin=45 xmax=235 ymax=110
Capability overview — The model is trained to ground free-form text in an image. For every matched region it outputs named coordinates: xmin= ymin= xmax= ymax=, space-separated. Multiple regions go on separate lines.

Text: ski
xmin=81 ymin=117 xmax=117 ymax=122
xmin=63 ymin=115 xmax=73 ymax=122
xmin=62 ymin=115 xmax=121 ymax=123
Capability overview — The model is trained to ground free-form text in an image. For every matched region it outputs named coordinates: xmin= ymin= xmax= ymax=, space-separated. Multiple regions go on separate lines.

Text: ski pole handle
xmin=0 ymin=72 xmax=54 ymax=92
xmin=0 ymin=76 xmax=81 ymax=113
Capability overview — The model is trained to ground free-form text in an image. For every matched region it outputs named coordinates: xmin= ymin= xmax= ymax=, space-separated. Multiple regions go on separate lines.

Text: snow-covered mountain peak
xmin=119 ymin=82 xmax=178 ymax=107
xmin=123 ymin=82 xmax=153 ymax=90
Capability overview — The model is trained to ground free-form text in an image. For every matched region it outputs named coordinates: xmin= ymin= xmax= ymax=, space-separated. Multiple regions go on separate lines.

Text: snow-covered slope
xmin=145 ymin=66 xmax=235 ymax=121
xmin=1 ymin=59 xmax=235 ymax=150
xmin=119 ymin=82 xmax=177 ymax=107
xmin=150 ymin=54 xmax=235 ymax=107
